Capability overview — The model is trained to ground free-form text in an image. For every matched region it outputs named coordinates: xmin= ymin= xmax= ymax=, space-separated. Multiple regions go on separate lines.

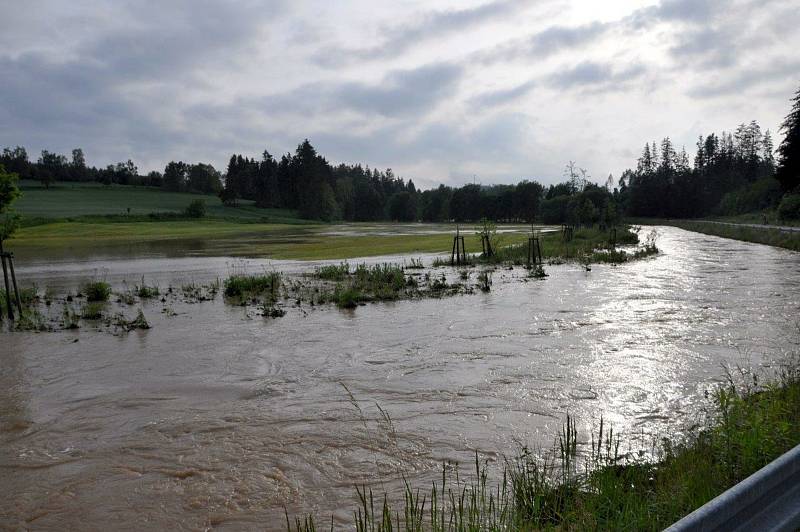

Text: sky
xmin=1 ymin=0 xmax=798 ymax=189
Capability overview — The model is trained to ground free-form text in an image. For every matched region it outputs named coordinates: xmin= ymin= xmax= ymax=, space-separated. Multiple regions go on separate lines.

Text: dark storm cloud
xmin=312 ymin=0 xmax=525 ymax=67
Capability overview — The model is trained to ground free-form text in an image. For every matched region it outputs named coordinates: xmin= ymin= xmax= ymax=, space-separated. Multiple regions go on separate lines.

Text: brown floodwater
xmin=1 ymin=226 xmax=799 ymax=530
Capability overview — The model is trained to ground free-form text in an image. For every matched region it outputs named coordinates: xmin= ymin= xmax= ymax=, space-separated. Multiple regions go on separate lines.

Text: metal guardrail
xmin=665 ymin=443 xmax=800 ymax=531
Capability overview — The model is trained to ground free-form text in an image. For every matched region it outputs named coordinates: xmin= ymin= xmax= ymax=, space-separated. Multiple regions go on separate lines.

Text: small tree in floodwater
xmin=476 ymin=217 xmax=499 ymax=258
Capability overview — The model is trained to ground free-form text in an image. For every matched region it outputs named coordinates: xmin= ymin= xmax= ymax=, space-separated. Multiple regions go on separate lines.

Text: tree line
xmin=618 ymin=121 xmax=782 ymax=218
xmin=2 ymin=84 xmax=798 ymax=224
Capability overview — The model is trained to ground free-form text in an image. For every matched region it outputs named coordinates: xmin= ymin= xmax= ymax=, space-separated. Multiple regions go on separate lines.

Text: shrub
xmin=777 ymin=193 xmax=800 ymax=220
xmin=184 ymin=199 xmax=206 ymax=218
xmin=84 ymin=281 xmax=111 ymax=302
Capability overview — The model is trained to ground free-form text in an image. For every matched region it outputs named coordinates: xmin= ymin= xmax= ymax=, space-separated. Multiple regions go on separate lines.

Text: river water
xmin=1 ymin=226 xmax=799 ymax=530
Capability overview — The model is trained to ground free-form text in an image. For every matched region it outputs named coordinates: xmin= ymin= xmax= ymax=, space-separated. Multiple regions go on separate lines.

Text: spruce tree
xmin=776 ymin=85 xmax=800 ymax=191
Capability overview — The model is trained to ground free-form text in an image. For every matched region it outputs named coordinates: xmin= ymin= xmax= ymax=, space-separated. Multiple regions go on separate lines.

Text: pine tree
xmin=776 ymin=85 xmax=800 ymax=191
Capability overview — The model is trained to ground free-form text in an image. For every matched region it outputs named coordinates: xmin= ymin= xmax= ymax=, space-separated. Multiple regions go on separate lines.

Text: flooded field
xmin=2 ymin=226 xmax=800 ymax=530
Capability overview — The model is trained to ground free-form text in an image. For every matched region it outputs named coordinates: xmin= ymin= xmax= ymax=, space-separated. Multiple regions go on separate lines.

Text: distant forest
xmin=3 ymin=86 xmax=799 ymax=224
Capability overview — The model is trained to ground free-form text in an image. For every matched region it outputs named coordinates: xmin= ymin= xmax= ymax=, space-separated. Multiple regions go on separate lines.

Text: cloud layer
xmin=1 ymin=0 xmax=798 ymax=188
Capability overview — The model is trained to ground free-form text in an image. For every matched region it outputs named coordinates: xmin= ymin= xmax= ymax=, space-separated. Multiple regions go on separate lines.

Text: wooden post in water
xmin=451 ymin=226 xmax=467 ymax=265
xmin=480 ymin=234 xmax=493 ymax=258
xmin=0 ymin=240 xmax=14 ymax=320
xmin=527 ymin=232 xmax=542 ymax=268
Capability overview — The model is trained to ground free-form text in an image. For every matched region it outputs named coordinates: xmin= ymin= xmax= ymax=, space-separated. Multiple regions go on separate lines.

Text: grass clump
xmin=14 ymin=308 xmax=49 ymax=331
xmin=315 ymin=262 xmax=350 ymax=281
xmin=61 ymin=304 xmax=80 ymax=329
xmin=81 ymin=302 xmax=104 ymax=320
xmin=84 ymin=281 xmax=111 ymax=302
xmin=135 ymin=277 xmax=160 ymax=298
xmin=224 ymin=272 xmax=282 ymax=300
xmin=406 ymin=257 xmax=425 ymax=269
xmin=109 ymin=309 xmax=150 ymax=332
xmin=333 ymin=285 xmax=363 ymax=309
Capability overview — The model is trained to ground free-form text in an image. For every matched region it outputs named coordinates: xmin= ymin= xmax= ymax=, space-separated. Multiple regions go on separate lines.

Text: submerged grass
xmin=224 ymin=272 xmax=282 ymax=300
xmin=487 ymin=226 xmax=641 ymax=267
xmin=315 ymin=263 xmax=410 ymax=308
xmin=290 ymin=353 xmax=800 ymax=531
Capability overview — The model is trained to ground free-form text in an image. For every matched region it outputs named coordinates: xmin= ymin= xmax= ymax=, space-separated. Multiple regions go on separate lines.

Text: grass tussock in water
xmin=290 ymin=354 xmax=800 ymax=531
xmin=315 ymin=263 xmax=412 ymax=308
xmin=224 ymin=272 xmax=282 ymax=299
xmin=83 ymin=281 xmax=112 ymax=302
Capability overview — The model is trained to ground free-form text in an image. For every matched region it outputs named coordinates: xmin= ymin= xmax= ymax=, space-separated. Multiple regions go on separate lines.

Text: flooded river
xmin=2 ymin=226 xmax=799 ymax=530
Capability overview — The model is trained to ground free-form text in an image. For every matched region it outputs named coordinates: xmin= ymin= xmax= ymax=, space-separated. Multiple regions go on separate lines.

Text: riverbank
xmin=630 ymin=218 xmax=800 ymax=252
xmin=292 ymin=352 xmax=800 ymax=530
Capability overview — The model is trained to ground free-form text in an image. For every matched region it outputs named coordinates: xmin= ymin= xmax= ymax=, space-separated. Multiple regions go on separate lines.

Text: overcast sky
xmin=1 ymin=0 xmax=798 ymax=188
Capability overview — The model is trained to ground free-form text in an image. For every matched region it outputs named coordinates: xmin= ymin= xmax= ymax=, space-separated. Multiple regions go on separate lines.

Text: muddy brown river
xmin=2 ymin=226 xmax=799 ymax=530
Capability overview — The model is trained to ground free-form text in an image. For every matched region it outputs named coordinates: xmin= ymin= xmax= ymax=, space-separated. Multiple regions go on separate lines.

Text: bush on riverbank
xmin=290 ymin=353 xmax=800 ymax=531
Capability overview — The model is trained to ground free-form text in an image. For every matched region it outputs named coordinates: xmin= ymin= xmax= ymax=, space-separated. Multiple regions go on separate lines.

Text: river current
xmin=1 ymin=226 xmax=799 ymax=530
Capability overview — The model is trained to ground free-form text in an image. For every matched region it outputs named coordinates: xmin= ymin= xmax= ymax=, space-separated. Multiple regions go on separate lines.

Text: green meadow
xmin=14 ymin=180 xmax=305 ymax=223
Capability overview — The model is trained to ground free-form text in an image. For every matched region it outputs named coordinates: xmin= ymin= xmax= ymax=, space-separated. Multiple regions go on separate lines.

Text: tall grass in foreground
xmin=288 ymin=354 xmax=800 ymax=531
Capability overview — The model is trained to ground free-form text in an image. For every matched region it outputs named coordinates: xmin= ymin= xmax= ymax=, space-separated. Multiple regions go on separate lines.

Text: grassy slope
xmin=15 ymin=180 xmax=303 ymax=223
